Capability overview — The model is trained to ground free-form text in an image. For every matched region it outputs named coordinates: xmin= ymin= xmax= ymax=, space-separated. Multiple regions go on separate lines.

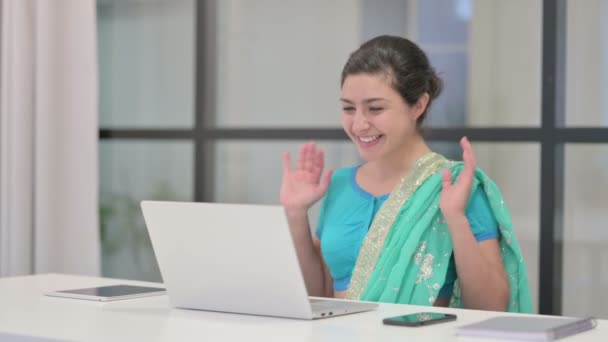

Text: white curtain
xmin=0 ymin=0 xmax=100 ymax=276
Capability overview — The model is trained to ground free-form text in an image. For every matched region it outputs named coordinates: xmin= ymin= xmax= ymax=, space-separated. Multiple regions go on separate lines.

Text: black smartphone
xmin=383 ymin=312 xmax=457 ymax=327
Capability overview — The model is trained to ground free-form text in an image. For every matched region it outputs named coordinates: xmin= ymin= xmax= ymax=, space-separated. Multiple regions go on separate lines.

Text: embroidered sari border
xmin=345 ymin=152 xmax=449 ymax=300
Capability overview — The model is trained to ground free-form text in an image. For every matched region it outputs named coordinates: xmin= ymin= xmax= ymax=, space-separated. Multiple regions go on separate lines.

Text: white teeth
xmin=359 ymin=135 xmax=381 ymax=143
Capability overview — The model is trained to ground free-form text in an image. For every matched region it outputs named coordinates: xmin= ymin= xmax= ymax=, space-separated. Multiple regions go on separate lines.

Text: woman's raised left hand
xmin=439 ymin=136 xmax=476 ymax=221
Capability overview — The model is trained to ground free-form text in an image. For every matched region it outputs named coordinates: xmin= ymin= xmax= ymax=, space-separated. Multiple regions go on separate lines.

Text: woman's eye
xmin=369 ymin=107 xmax=384 ymax=113
xmin=342 ymin=107 xmax=355 ymax=113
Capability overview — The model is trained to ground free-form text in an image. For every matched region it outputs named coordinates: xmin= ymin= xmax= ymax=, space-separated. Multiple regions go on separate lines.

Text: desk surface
xmin=0 ymin=274 xmax=605 ymax=342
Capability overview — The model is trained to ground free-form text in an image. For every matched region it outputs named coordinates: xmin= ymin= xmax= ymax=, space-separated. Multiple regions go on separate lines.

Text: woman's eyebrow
xmin=339 ymin=97 xmax=388 ymax=103
xmin=363 ymin=98 xmax=387 ymax=103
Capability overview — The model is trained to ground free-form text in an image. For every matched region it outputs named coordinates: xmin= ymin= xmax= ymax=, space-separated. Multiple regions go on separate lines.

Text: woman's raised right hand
xmin=280 ymin=142 xmax=333 ymax=213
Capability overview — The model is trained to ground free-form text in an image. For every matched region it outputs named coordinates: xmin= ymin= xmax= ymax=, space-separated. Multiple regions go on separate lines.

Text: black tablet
xmin=45 ymin=284 xmax=166 ymax=301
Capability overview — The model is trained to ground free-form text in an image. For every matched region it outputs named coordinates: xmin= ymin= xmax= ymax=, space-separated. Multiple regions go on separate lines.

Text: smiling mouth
xmin=358 ymin=135 xmax=382 ymax=143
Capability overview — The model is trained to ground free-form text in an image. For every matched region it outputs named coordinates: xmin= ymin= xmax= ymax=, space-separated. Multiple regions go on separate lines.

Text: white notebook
xmin=457 ymin=316 xmax=597 ymax=341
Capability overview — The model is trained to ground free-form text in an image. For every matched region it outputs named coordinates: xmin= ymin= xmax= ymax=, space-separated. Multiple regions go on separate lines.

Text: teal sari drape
xmin=344 ymin=152 xmax=532 ymax=313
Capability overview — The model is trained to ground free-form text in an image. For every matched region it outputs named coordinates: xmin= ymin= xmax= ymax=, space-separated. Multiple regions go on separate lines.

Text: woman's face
xmin=340 ymin=73 xmax=423 ymax=162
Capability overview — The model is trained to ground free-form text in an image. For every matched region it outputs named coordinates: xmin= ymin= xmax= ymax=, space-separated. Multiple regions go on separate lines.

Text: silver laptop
xmin=140 ymin=201 xmax=378 ymax=319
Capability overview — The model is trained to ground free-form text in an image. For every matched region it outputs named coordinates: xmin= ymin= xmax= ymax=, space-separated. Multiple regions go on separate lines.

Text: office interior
xmin=1 ymin=0 xmax=607 ymax=320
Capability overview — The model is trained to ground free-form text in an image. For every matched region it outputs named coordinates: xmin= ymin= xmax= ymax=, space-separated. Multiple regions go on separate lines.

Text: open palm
xmin=440 ymin=137 xmax=476 ymax=219
xmin=280 ymin=142 xmax=333 ymax=212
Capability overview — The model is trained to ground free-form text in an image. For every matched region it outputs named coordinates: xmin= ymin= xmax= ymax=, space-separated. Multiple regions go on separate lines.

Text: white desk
xmin=0 ymin=274 xmax=605 ymax=342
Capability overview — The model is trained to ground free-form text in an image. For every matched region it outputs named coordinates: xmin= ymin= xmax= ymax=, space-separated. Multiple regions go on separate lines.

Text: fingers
xmin=296 ymin=141 xmax=317 ymax=172
xmin=282 ymin=152 xmax=291 ymax=176
xmin=295 ymin=143 xmax=308 ymax=170
xmin=456 ymin=136 xmax=476 ymax=186
xmin=441 ymin=169 xmax=452 ymax=190
xmin=461 ymin=136 xmax=476 ymax=174
xmin=295 ymin=141 xmax=323 ymax=176
xmin=303 ymin=142 xmax=315 ymax=172
xmin=312 ymin=148 xmax=325 ymax=183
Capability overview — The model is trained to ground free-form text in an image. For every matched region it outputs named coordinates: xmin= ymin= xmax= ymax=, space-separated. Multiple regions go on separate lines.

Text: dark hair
xmin=340 ymin=35 xmax=442 ymax=128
